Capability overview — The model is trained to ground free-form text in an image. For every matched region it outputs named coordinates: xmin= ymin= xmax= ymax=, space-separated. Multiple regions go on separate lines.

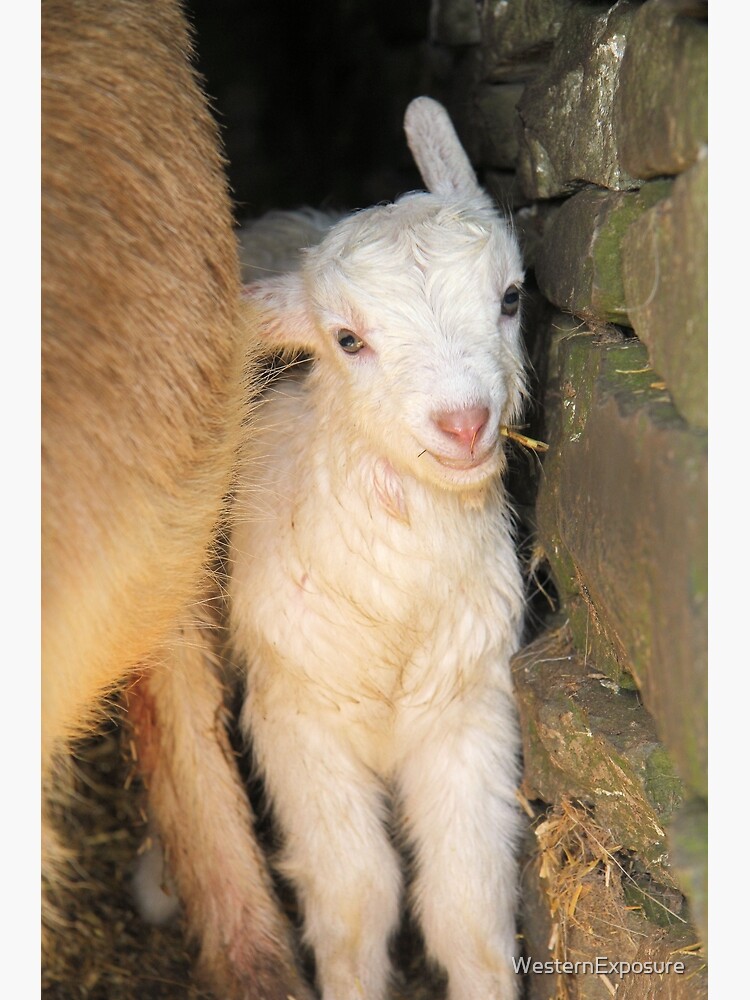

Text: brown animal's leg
xmin=127 ymin=613 xmax=314 ymax=1000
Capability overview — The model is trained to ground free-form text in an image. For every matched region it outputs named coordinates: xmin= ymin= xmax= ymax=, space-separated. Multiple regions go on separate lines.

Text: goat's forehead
xmin=308 ymin=206 xmax=520 ymax=326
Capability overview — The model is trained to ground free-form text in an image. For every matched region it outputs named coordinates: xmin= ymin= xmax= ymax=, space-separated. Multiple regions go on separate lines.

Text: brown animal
xmin=41 ymin=1 xmax=311 ymax=996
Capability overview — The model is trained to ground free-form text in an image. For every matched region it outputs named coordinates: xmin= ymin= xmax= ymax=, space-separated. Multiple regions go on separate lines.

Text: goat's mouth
xmin=421 ymin=445 xmax=500 ymax=482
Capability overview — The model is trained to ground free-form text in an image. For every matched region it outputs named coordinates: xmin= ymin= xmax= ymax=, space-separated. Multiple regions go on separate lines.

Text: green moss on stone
xmin=622 ymin=874 xmax=688 ymax=929
xmin=536 ymin=182 xmax=672 ymax=324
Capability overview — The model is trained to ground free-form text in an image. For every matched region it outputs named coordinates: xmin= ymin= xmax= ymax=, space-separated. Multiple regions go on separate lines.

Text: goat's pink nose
xmin=434 ymin=406 xmax=490 ymax=448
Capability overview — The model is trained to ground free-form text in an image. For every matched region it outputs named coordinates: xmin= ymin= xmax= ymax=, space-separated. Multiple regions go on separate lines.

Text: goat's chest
xmin=233 ymin=454 xmax=520 ymax=712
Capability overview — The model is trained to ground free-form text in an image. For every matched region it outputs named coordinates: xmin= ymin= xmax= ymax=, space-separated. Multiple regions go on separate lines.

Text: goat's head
xmin=244 ymin=98 xmax=526 ymax=494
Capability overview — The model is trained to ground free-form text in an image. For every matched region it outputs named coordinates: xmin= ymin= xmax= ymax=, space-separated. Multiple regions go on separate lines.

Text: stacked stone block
xmin=429 ymin=1 xmax=707 ymax=996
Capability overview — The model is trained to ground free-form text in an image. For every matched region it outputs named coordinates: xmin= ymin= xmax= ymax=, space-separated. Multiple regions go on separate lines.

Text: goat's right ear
xmin=240 ymin=274 xmax=318 ymax=354
xmin=404 ymin=96 xmax=480 ymax=198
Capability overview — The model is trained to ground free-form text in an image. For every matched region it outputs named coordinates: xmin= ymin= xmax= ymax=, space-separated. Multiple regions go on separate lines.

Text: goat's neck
xmin=306 ymin=380 xmax=507 ymax=542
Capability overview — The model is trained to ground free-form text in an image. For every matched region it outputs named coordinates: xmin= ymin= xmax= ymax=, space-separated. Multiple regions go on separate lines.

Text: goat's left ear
xmin=404 ymin=96 xmax=481 ymax=198
xmin=240 ymin=274 xmax=318 ymax=355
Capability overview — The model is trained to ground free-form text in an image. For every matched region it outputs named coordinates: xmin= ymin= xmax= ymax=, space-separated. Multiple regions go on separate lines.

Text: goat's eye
xmin=336 ymin=329 xmax=365 ymax=354
xmin=501 ymin=284 xmax=521 ymax=317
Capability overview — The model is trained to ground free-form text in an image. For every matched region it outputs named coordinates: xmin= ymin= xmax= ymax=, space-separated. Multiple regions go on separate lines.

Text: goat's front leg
xmin=243 ymin=690 xmax=403 ymax=1000
xmin=396 ymin=680 xmax=523 ymax=1000
xmin=127 ymin=612 xmax=313 ymax=1000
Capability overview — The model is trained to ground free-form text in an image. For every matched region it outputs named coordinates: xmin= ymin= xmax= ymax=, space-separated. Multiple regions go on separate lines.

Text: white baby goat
xmin=231 ymin=96 xmax=526 ymax=1000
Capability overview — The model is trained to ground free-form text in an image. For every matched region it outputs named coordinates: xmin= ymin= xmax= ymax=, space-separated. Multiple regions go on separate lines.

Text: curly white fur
xmin=231 ymin=97 xmax=526 ymax=1000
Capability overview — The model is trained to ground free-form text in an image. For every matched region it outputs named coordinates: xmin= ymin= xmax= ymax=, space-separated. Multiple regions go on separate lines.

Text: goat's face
xmin=244 ymin=192 xmax=525 ymax=494
xmin=305 ymin=193 xmax=525 ymax=492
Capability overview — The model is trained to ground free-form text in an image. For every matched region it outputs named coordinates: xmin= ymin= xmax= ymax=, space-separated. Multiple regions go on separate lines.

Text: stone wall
xmin=428 ymin=2 xmax=707 ymax=996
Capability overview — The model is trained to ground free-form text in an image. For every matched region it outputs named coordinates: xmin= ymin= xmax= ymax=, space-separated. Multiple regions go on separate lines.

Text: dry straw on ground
xmin=533 ymin=796 xmax=632 ymax=999
xmin=523 ymin=794 xmax=706 ymax=1000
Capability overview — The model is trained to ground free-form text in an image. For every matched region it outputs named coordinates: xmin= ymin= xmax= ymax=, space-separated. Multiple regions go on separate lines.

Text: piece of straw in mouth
xmin=500 ymin=425 xmax=549 ymax=452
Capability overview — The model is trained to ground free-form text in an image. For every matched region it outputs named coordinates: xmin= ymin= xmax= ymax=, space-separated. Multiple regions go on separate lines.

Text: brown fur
xmin=42 ymin=1 xmax=310 ymax=995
